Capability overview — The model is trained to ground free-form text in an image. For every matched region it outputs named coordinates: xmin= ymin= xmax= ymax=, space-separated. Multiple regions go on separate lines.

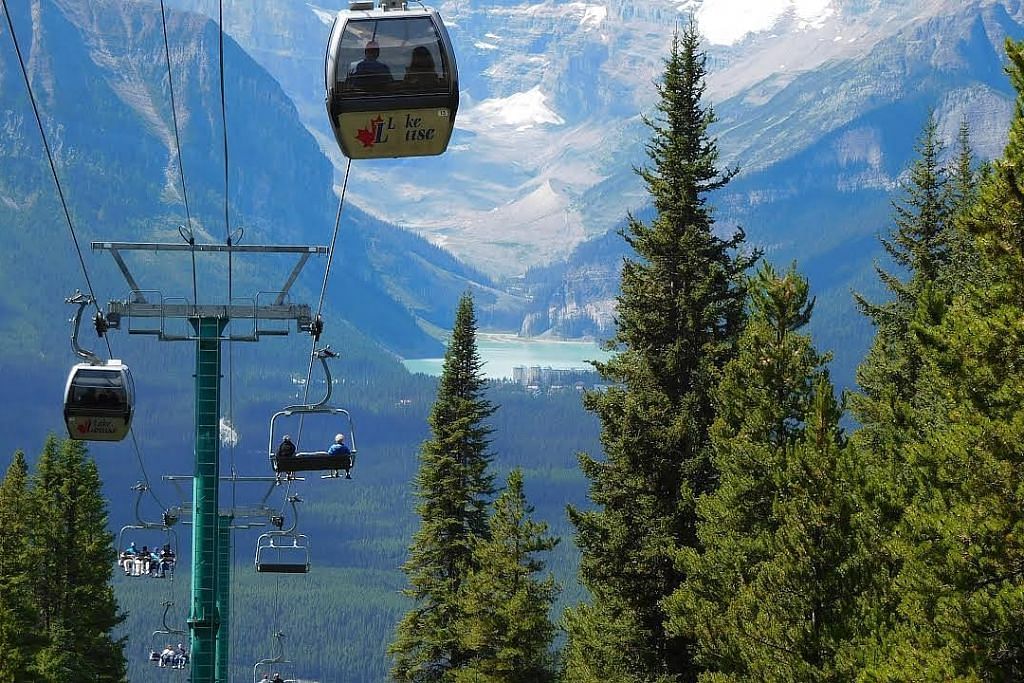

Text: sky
xmin=694 ymin=0 xmax=834 ymax=45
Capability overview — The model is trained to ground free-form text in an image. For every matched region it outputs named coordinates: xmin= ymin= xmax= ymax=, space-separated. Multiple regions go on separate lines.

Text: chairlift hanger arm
xmin=66 ymin=291 xmax=100 ymax=364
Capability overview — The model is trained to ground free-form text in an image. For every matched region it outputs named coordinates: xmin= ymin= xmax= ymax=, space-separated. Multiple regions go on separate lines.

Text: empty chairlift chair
xmin=255 ymin=533 xmax=311 ymax=574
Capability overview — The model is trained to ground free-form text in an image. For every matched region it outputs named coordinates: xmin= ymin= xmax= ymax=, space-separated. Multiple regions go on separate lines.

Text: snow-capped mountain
xmin=165 ymin=0 xmax=1022 ymax=278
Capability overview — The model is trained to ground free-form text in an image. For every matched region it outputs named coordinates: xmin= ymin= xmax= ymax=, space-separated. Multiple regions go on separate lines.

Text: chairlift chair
xmin=268 ymin=347 xmax=358 ymax=479
xmin=255 ymin=532 xmax=311 ymax=574
xmin=269 ymin=406 xmax=358 ymax=478
xmin=115 ymin=484 xmax=178 ymax=578
xmin=146 ymin=602 xmax=188 ymax=670
xmin=325 ymin=0 xmax=459 ymax=158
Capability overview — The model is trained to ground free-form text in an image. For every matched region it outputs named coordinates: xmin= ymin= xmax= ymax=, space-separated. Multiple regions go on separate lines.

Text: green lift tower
xmin=95 ymin=240 xmax=327 ymax=682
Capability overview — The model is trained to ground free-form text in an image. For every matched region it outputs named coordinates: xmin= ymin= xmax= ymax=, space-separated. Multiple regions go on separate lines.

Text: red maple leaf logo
xmin=355 ymin=117 xmax=384 ymax=147
xmin=76 ymin=420 xmax=91 ymax=434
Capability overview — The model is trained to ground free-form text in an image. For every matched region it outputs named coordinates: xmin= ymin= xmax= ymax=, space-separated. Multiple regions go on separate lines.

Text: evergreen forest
xmin=3 ymin=16 xmax=1024 ymax=683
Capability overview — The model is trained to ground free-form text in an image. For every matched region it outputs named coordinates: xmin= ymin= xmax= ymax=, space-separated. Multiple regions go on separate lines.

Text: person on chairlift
xmin=328 ymin=433 xmax=353 ymax=478
xmin=276 ymin=435 xmax=296 ymax=460
xmin=328 ymin=433 xmax=350 ymax=456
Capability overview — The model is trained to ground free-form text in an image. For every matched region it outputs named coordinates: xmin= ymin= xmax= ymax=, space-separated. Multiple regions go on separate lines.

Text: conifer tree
xmin=29 ymin=436 xmax=126 ymax=682
xmin=850 ymin=114 xmax=954 ymax=450
xmin=564 ymin=20 xmax=755 ymax=682
xmin=864 ymin=39 xmax=1024 ymax=678
xmin=0 ymin=451 xmax=43 ymax=677
xmin=946 ymin=118 xmax=980 ymax=289
xmin=667 ymin=265 xmax=871 ymax=679
xmin=846 ymin=113 xmax=987 ymax=675
xmin=391 ymin=293 xmax=496 ymax=682
xmin=455 ymin=469 xmax=560 ymax=683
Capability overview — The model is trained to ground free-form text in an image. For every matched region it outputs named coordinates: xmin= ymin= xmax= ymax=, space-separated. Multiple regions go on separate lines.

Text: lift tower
xmin=95 ymin=240 xmax=327 ymax=683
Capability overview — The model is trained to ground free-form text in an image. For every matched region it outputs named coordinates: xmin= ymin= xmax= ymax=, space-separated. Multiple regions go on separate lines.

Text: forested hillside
xmin=3 ymin=1 xmax=1024 ymax=682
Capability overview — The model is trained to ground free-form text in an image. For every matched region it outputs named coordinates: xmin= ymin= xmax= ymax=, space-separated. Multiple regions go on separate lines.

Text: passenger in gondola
xmin=159 ymin=644 xmax=175 ymax=667
xmin=271 ymin=673 xmax=285 ymax=683
xmin=403 ymin=46 xmax=440 ymax=90
xmin=348 ymin=40 xmax=393 ymax=91
xmin=276 ymin=435 xmax=296 ymax=461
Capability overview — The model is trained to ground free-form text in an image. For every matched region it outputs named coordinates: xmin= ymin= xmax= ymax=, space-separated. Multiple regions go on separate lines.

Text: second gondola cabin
xmin=325 ymin=0 xmax=459 ymax=159
xmin=63 ymin=361 xmax=134 ymax=441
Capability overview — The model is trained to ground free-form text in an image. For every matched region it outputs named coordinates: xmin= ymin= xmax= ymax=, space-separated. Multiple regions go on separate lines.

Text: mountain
xmin=0 ymin=6 xmax=601 ymax=681
xmin=160 ymin=0 xmax=1023 ymax=274
xmin=0 ymin=0 xmax=528 ymax=372
xmin=512 ymin=0 xmax=1024 ymax=385
xmin=147 ymin=0 xmax=1024 ymax=390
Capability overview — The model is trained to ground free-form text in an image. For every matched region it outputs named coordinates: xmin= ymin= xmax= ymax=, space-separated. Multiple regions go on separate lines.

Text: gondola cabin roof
xmin=325 ymin=0 xmax=459 ymax=159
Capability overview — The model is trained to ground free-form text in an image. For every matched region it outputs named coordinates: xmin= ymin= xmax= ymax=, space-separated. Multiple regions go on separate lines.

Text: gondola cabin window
xmin=69 ymin=368 xmax=128 ymax=410
xmin=337 ymin=18 xmax=450 ymax=96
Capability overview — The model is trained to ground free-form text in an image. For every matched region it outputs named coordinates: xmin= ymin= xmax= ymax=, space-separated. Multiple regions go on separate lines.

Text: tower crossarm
xmin=91 ymin=241 xmax=328 ymax=340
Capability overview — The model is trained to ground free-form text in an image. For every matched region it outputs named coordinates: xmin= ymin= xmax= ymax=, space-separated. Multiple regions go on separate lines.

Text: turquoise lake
xmin=402 ymin=333 xmax=613 ymax=379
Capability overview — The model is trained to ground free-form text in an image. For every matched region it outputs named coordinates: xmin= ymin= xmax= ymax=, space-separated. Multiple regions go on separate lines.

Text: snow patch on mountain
xmin=695 ymin=0 xmax=834 ymax=45
xmin=308 ymin=3 xmax=335 ymax=26
xmin=459 ymin=86 xmax=565 ymax=131
xmin=574 ymin=3 xmax=608 ymax=30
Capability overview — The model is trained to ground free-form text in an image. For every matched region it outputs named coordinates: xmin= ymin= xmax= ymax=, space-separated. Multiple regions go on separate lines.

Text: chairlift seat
xmin=255 ymin=532 xmax=311 ymax=574
xmin=274 ymin=451 xmax=354 ymax=474
xmin=255 ymin=561 xmax=310 ymax=574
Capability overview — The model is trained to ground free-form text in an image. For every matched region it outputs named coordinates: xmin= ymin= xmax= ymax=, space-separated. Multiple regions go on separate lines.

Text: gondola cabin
xmin=63 ymin=361 xmax=134 ymax=441
xmin=325 ymin=0 xmax=459 ymax=159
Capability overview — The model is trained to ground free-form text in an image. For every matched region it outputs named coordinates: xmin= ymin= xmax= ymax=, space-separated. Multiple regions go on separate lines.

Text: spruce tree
xmin=390 ymin=293 xmax=496 ymax=682
xmin=667 ymin=264 xmax=860 ymax=678
xmin=564 ymin=20 xmax=755 ymax=683
xmin=455 ymin=469 xmax=560 ymax=683
xmin=864 ymin=39 xmax=1024 ymax=678
xmin=946 ymin=118 xmax=980 ymax=289
xmin=844 ymin=117 xmax=974 ymax=660
xmin=850 ymin=114 xmax=955 ymax=456
xmin=0 ymin=451 xmax=43 ymax=677
xmin=29 ymin=436 xmax=126 ymax=682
